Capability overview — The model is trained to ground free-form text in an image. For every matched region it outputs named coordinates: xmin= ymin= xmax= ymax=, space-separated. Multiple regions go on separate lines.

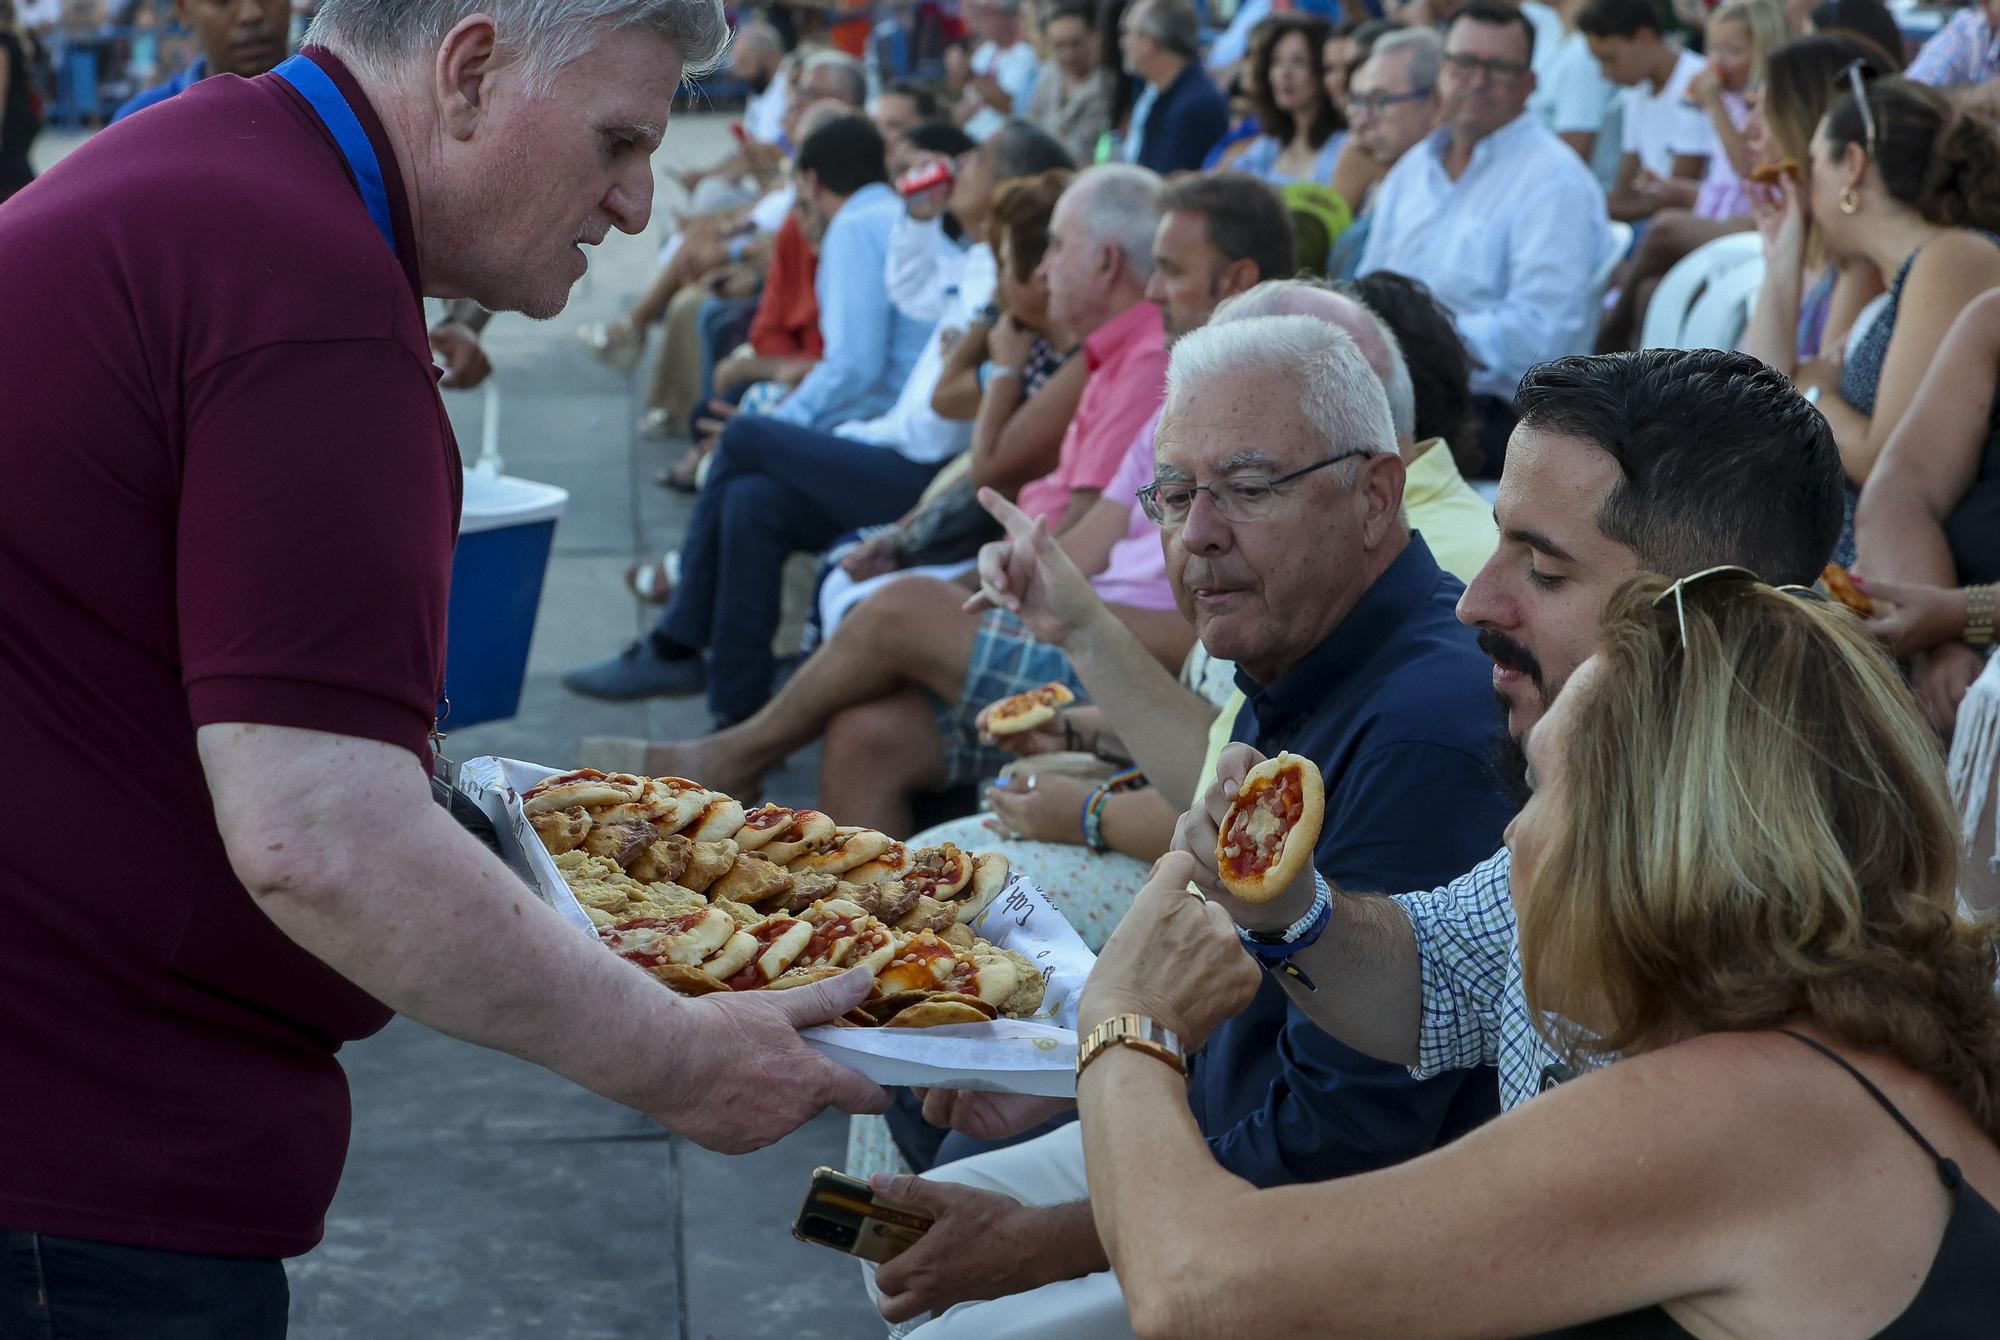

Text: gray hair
xmin=801 ymin=49 xmax=869 ymax=106
xmin=1165 ymin=316 xmax=1398 ymax=485
xmin=1131 ymin=0 xmax=1201 ymax=59
xmin=307 ymin=0 xmax=730 ymax=89
xmin=1367 ymin=26 xmax=1443 ymax=91
xmin=734 ymin=19 xmax=781 ymax=57
xmin=1063 ymin=163 xmax=1163 ymax=281
xmin=1213 ymin=279 xmax=1417 ymax=442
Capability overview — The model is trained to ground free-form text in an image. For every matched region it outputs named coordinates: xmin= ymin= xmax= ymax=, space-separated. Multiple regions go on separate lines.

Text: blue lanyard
xmin=271 ymin=52 xmax=397 ymax=257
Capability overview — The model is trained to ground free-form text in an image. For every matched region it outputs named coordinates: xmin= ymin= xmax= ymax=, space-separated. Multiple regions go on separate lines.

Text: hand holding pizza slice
xmin=1214 ymin=751 xmax=1325 ymax=904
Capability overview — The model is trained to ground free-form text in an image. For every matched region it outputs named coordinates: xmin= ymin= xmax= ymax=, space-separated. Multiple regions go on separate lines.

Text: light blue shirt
xmin=1232 ymin=130 xmax=1346 ymax=187
xmin=770 ymin=182 xmax=936 ymax=431
xmin=1356 ymin=111 xmax=1611 ymax=399
xmin=1121 ymin=81 xmax=1159 ymax=163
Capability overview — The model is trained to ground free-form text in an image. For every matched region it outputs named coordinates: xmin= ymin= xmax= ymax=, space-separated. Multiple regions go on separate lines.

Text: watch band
xmin=1076 ymin=1013 xmax=1186 ymax=1081
xmin=1965 ymin=584 xmax=1995 ymax=648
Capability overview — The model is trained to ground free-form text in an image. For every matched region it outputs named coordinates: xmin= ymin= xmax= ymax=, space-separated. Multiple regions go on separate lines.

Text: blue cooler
xmin=443 ymin=464 xmax=570 ymax=730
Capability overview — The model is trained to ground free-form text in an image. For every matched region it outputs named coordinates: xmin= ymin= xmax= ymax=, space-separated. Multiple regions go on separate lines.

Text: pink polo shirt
xmin=1089 ymin=406 xmax=1177 ymax=610
xmin=1014 ymin=300 xmax=1169 ymax=525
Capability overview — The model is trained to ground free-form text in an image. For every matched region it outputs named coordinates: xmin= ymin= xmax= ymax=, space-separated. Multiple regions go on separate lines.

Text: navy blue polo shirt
xmin=1189 ymin=533 xmax=1514 ymax=1187
xmin=1133 ymin=60 xmax=1230 ymax=175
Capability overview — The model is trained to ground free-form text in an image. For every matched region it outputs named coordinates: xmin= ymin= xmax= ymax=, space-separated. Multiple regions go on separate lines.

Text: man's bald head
xmin=1210 ymin=280 xmax=1417 ymax=451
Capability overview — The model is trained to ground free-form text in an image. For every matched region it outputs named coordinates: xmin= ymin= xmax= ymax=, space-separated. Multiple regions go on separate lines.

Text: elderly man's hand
xmin=1080 ymin=852 xmax=1263 ymax=1050
xmin=965 ymin=487 xmax=1107 ymax=646
xmin=869 ymin=1178 xmax=1065 ymax=1323
xmin=428 ymin=322 xmax=493 ymax=390
xmin=917 ymin=1088 xmax=1075 ymax=1141
xmin=1172 ymin=742 xmax=1321 ymax=933
xmin=641 ymin=967 xmax=888 ymax=1152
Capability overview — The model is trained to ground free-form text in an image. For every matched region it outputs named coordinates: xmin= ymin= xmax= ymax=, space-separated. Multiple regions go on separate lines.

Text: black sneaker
xmin=561 ymin=641 xmax=706 ymax=701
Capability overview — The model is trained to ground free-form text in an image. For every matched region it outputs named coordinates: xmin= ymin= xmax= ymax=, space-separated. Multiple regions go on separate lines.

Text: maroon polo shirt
xmin=0 ymin=49 xmax=460 ymax=1258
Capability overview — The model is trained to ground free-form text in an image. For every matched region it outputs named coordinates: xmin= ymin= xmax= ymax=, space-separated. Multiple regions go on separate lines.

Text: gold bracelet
xmin=1967 ymin=584 xmax=1996 ymax=648
xmin=1076 ymin=1013 xmax=1186 ymax=1081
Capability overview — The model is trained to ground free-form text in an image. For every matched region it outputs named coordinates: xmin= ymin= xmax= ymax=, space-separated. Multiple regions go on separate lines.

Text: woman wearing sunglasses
xmin=1074 ymin=571 xmax=2000 ymax=1337
xmin=1747 ymin=68 xmax=2000 ymax=569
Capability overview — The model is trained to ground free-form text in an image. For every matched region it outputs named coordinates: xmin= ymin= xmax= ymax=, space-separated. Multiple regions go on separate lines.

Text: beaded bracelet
xmin=1080 ymin=785 xmax=1114 ymax=852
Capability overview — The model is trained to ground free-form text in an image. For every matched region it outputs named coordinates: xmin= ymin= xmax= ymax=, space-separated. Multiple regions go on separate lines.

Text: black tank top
xmin=1531 ymin=1030 xmax=2000 ymax=1338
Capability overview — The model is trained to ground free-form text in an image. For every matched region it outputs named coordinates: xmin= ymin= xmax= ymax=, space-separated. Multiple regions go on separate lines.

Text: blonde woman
xmin=1076 ymin=571 xmax=2000 ymax=1337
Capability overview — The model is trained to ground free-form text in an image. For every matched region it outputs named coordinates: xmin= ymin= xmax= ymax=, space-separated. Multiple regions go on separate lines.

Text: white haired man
xmin=858 ymin=315 xmax=1511 ymax=1337
xmin=0 ymin=2 xmax=887 ymax=1330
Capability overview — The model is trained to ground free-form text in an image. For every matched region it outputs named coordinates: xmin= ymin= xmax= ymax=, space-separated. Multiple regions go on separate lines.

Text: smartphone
xmin=792 ymin=1166 xmax=934 ymax=1263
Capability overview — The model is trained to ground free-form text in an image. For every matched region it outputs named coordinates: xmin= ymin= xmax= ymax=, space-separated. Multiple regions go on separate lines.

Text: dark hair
xmin=988 ymin=168 xmax=1075 ymax=278
xmin=987 ymin=118 xmax=1077 ymax=178
xmin=905 ymin=121 xmax=977 ymax=157
xmin=1511 ymin=350 xmax=1844 ymax=585
xmin=795 ymin=114 xmax=890 ymax=196
xmin=1823 ymin=76 xmax=2000 ymax=231
xmin=1157 ymin=172 xmax=1297 ymax=284
xmin=1807 ymin=0 xmax=1905 ymax=69
xmin=1576 ymin=0 xmax=1665 ymax=40
xmin=1049 ymin=0 xmax=1096 ymax=28
xmin=1249 ymin=14 xmax=1344 ymax=147
xmin=1761 ymin=32 xmax=1898 ymax=166
xmin=883 ymin=79 xmax=947 ymax=122
xmin=1343 ymin=17 xmax=1399 ymax=84
xmin=1098 ymin=0 xmax=1139 ymax=127
xmin=1336 ymin=272 xmax=1474 ymax=470
xmin=1450 ymin=0 xmax=1536 ymax=63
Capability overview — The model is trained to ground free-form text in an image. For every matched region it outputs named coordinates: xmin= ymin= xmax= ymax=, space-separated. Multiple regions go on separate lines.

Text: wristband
xmin=1236 ymin=874 xmax=1333 ymax=991
xmin=1080 ymin=785 xmax=1112 ymax=853
xmin=979 ymin=359 xmax=1020 ymax=393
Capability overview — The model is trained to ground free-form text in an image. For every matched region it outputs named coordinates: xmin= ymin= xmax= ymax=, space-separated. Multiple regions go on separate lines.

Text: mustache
xmin=1179 ymin=560 xmax=1253 ymax=593
xmin=1477 ymin=628 xmax=1545 ymax=692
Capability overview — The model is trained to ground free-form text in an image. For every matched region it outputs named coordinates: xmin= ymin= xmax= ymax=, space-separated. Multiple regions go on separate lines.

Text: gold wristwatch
xmin=1076 ymin=1013 xmax=1186 ymax=1080
xmin=1965 ymin=584 xmax=1995 ymax=648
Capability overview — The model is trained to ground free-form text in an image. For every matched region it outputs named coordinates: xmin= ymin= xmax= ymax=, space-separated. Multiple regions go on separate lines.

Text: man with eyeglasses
xmin=1331 ymin=28 xmax=1443 ymax=276
xmin=858 ymin=315 xmax=1511 ymax=1338
xmin=1356 ymin=0 xmax=1610 ymax=478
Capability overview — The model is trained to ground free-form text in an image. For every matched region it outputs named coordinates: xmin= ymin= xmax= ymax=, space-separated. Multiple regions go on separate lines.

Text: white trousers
xmin=862 ymin=1124 xmax=1136 ymax=1339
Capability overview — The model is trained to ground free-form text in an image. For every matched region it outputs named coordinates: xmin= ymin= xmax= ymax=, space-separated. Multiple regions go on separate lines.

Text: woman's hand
xmin=1080 ymin=852 xmax=1263 ymax=1050
xmin=984 ymin=772 xmax=1094 ymax=845
xmin=1856 ymin=576 xmax=1968 ymax=658
xmin=838 ymin=530 xmax=905 ymax=581
xmin=986 ymin=312 xmax=1036 ymax=372
xmin=1750 ymin=172 xmax=1807 ymax=277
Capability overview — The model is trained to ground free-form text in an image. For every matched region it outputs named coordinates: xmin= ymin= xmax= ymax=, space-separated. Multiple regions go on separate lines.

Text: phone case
xmin=792 ymin=1167 xmax=934 ymax=1263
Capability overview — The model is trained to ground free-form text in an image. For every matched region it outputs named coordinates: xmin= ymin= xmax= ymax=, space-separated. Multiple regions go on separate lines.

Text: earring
xmin=1839 ymin=186 xmax=1860 ymax=214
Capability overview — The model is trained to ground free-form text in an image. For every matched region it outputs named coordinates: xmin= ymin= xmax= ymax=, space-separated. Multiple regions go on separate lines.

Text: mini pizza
xmin=790 ymin=826 xmax=897 ymax=876
xmin=845 ymin=843 xmax=913 ymax=887
xmin=529 ymin=805 xmax=593 ymax=855
xmin=984 ymin=682 xmax=1076 ymax=738
xmin=581 ymin=817 xmax=660 ymax=869
xmin=732 ymin=804 xmax=800 ymax=852
xmin=592 ymin=780 xmax=710 ymax=838
xmin=900 ymin=844 xmax=973 ymax=901
xmin=875 ymin=930 xmax=965 ymax=995
xmin=1748 ymin=158 xmax=1799 ymax=184
xmin=599 ymin=909 xmax=740 ymax=973
xmin=707 ymin=851 xmax=794 ymax=907
xmin=1215 ymin=752 xmax=1326 ymax=905
xmin=685 ymin=795 xmax=747 ymax=843
xmin=948 ymin=853 xmax=1011 ymax=924
xmin=1821 ymin=563 xmax=1874 ymax=616
xmin=881 ymin=995 xmax=998 ymax=1027
xmin=720 ymin=915 xmax=815 ymax=990
xmin=756 ymin=810 xmax=839 ymax=866
xmin=523 ymin=768 xmax=646 ymax=816
xmin=793 ymin=899 xmax=900 ymax=976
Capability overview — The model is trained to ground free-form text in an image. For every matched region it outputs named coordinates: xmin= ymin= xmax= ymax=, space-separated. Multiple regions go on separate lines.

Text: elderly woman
xmin=1076 ymin=571 xmax=2000 ymax=1337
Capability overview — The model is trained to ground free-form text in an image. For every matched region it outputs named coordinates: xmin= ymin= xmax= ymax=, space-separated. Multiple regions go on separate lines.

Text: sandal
xmin=655 ymin=447 xmax=706 ymax=493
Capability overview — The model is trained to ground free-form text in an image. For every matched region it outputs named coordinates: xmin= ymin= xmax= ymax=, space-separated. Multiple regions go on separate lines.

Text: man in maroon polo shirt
xmin=0 ymin=1 xmax=889 ymax=1333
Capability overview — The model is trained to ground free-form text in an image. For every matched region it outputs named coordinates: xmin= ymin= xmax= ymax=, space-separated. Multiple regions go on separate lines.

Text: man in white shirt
xmin=1578 ymin=0 xmax=1710 ymax=221
xmin=960 ymin=0 xmax=1042 ymax=140
xmin=1356 ymin=1 xmax=1611 ymax=477
xmin=735 ymin=20 xmax=790 ymax=145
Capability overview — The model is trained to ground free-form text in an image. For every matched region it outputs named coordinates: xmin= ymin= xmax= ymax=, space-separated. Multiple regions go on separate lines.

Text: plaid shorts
xmin=933 ymin=609 xmax=1091 ymax=789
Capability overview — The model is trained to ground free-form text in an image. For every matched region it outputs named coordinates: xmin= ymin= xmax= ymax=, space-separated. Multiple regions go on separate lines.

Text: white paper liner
xmin=459 ymin=756 xmax=1093 ymax=1096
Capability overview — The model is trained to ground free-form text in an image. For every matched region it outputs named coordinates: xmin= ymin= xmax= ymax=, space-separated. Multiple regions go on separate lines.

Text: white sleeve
xmin=1453 ymin=166 xmax=1610 ymax=378
xmin=1619 ymin=89 xmax=1644 ymax=156
xmin=1549 ymin=42 xmax=1619 ymax=135
xmin=883 ymin=214 xmax=955 ymax=323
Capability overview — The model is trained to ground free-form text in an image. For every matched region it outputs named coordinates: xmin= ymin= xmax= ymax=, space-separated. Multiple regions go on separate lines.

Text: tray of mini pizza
xmin=460 ymin=756 xmax=1096 ymax=1096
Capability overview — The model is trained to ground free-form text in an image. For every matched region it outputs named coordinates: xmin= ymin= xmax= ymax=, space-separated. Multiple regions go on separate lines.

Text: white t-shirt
xmin=1522 ymin=0 xmax=1567 ymax=82
xmin=1620 ymin=47 xmax=1714 ymax=176
xmin=743 ymin=73 xmax=791 ymax=146
xmin=1531 ymin=29 xmax=1620 ymax=136
xmin=966 ymin=39 xmax=1042 ymax=140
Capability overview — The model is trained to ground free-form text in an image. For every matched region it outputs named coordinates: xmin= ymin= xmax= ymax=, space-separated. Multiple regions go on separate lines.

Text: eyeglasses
xmin=1652 ymin=565 xmax=1824 ymax=645
xmin=1348 ymin=86 xmax=1435 ymax=116
xmin=1442 ymin=52 xmax=1530 ymax=81
xmin=1839 ymin=57 xmax=1877 ymax=161
xmin=1137 ymin=451 xmax=1370 ymax=526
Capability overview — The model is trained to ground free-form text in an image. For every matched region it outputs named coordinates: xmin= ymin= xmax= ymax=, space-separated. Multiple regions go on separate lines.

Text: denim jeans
xmin=0 ymin=1228 xmax=288 ymax=1339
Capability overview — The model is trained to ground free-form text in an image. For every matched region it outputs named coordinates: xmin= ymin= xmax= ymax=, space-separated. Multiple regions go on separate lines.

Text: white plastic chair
xmin=1678 ymin=254 xmax=1767 ymax=351
xmin=1594 ymin=221 xmax=1634 ymax=298
xmin=1639 ymin=232 xmax=1763 ymax=349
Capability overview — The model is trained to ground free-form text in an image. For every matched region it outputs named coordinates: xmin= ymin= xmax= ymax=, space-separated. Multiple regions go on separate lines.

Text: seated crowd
xmin=561 ymin=0 xmax=2000 ymax=1333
